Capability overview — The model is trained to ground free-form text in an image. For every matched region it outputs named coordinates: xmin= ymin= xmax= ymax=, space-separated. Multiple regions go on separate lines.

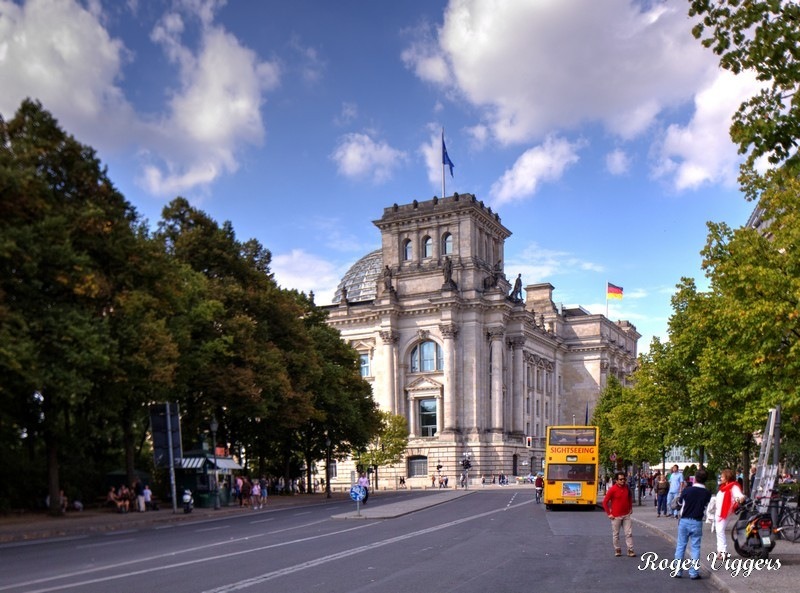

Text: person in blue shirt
xmin=667 ymin=464 xmax=685 ymax=518
xmin=672 ymin=467 xmax=712 ymax=579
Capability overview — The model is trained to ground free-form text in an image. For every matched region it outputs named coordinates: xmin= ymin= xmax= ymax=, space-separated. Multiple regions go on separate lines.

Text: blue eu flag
xmin=442 ymin=134 xmax=455 ymax=177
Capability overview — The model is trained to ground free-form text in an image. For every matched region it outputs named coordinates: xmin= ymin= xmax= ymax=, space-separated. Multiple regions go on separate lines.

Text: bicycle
xmin=770 ymin=493 xmax=800 ymax=543
xmin=535 ymin=487 xmax=542 ymax=504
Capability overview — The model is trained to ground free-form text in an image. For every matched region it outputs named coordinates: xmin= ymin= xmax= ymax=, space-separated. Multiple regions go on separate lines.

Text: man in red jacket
xmin=603 ymin=471 xmax=635 ymax=557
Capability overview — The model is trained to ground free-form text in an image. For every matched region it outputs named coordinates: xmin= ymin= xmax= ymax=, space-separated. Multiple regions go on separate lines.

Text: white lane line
xmin=0 ymin=519 xmax=337 ymax=593
xmin=77 ymin=539 xmax=136 ymax=549
xmin=202 ymin=500 xmax=533 ymax=593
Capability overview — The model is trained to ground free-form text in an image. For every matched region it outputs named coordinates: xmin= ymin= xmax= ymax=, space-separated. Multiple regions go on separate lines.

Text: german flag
xmin=607 ymin=282 xmax=623 ymax=300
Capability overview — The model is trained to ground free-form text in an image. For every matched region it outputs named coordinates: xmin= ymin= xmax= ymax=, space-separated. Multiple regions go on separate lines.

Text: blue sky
xmin=0 ymin=0 xmax=761 ymax=352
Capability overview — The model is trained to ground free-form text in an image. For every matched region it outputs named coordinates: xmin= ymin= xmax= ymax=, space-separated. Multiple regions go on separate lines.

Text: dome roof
xmin=334 ymin=249 xmax=383 ymax=303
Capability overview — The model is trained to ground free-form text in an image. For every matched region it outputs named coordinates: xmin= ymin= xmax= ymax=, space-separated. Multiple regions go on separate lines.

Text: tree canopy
xmin=0 ymin=100 xmax=379 ymax=513
xmin=597 ymin=2 xmax=800 ymax=477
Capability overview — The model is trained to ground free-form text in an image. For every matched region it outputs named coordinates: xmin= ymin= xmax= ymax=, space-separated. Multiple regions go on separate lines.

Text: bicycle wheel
xmin=779 ymin=509 xmax=800 ymax=543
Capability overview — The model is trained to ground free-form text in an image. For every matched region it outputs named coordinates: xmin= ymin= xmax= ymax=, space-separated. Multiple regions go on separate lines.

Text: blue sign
xmin=349 ymin=485 xmax=366 ymax=502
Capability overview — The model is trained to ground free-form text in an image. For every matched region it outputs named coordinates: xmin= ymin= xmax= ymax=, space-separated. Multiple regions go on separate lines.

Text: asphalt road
xmin=0 ymin=490 xmax=718 ymax=593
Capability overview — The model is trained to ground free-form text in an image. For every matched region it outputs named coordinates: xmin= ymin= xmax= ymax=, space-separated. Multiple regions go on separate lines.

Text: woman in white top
xmin=714 ymin=468 xmax=746 ymax=558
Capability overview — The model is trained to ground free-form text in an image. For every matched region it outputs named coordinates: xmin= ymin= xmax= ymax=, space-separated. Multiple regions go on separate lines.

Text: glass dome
xmin=334 ymin=249 xmax=383 ymax=303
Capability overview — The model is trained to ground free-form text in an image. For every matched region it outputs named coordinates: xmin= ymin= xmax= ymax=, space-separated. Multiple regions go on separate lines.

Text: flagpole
xmin=605 ymin=281 xmax=609 ymax=318
xmin=442 ymin=128 xmax=446 ymax=199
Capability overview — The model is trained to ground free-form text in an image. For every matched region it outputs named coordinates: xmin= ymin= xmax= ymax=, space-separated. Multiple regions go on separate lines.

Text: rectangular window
xmin=359 ymin=353 xmax=370 ymax=377
xmin=419 ymin=398 xmax=437 ymax=437
xmin=421 ymin=342 xmax=435 ymax=371
xmin=408 ymin=457 xmax=428 ymax=477
xmin=329 ymin=461 xmax=338 ymax=478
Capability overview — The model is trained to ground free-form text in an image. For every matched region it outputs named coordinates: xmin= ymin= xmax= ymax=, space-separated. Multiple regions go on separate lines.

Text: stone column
xmin=408 ymin=397 xmax=417 ymax=438
xmin=380 ymin=330 xmax=398 ymax=413
xmin=488 ymin=326 xmax=505 ymax=431
xmin=439 ymin=324 xmax=459 ymax=432
xmin=510 ymin=337 xmax=525 ymax=434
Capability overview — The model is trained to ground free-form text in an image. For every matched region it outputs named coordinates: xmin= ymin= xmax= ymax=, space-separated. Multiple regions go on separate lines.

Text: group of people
xmin=106 ymin=479 xmax=153 ymax=513
xmin=233 ymin=475 xmax=269 ymax=509
xmin=603 ymin=465 xmax=748 ymax=579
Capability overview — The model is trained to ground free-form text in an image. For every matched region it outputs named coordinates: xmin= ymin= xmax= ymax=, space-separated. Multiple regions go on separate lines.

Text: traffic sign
xmin=349 ymin=485 xmax=366 ymax=502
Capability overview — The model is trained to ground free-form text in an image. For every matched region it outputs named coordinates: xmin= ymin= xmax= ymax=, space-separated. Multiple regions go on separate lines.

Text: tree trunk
xmin=123 ymin=413 xmax=136 ymax=486
xmin=45 ymin=428 xmax=61 ymax=516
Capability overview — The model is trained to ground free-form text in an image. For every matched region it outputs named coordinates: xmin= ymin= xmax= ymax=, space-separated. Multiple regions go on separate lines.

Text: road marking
xmin=3 ymin=498 xmax=532 ymax=593
xmin=201 ymin=500 xmax=533 ymax=593
xmin=77 ymin=539 xmax=136 ymax=549
xmin=0 ymin=519 xmax=357 ymax=593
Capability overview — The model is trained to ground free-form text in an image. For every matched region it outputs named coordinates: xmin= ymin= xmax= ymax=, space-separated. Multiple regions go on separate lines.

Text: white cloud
xmin=334 ymin=102 xmax=358 ymax=126
xmin=289 ymin=34 xmax=325 ymax=84
xmin=412 ymin=0 xmax=715 ymax=143
xmin=509 ymin=242 xmax=604 ymax=281
xmin=489 ymin=136 xmax=585 ymax=206
xmin=400 ymin=20 xmax=452 ymax=86
xmin=143 ymin=8 xmax=280 ymax=195
xmin=402 ymin=0 xmax=746 ymax=192
xmin=0 ymin=0 xmax=280 ymax=198
xmin=606 ymin=149 xmax=630 ymax=175
xmin=331 ymin=132 xmax=408 ymax=183
xmin=271 ymin=249 xmax=344 ymax=305
xmin=0 ymin=0 xmax=135 ymax=146
xmin=654 ymin=69 xmax=761 ymax=190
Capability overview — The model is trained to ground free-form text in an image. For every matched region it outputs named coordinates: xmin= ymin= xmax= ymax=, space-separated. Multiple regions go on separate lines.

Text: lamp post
xmin=210 ymin=416 xmax=220 ymax=510
xmin=325 ymin=436 xmax=332 ymax=499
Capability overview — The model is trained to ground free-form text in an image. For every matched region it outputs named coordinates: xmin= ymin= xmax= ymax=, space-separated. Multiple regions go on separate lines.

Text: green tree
xmin=359 ymin=411 xmax=409 ymax=490
xmin=293 ymin=294 xmax=380 ymax=493
xmin=0 ymin=100 xmax=138 ymax=513
xmin=689 ymin=0 xmax=800 ymax=197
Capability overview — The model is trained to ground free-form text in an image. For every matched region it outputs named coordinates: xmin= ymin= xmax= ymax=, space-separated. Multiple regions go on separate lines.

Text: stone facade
xmin=323 ymin=194 xmax=639 ymax=489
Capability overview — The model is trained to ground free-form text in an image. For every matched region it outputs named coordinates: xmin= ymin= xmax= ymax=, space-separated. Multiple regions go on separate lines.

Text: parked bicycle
xmin=769 ymin=493 xmax=800 ymax=543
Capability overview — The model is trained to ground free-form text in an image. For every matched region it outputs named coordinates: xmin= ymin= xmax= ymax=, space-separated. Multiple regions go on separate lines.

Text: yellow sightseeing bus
xmin=543 ymin=425 xmax=600 ymax=509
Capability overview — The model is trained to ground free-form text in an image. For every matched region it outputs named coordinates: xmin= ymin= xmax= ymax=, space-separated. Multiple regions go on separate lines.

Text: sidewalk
xmin=0 ymin=493 xmax=351 ymax=544
xmin=631 ymin=500 xmax=800 ymax=593
xmin=0 ymin=488 xmax=474 ymax=544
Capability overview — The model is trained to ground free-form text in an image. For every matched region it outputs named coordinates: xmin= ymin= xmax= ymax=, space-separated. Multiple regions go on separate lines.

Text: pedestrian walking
xmin=667 ymin=465 xmax=685 ymax=518
xmin=655 ymin=473 xmax=669 ymax=517
xmin=672 ymin=467 xmax=712 ymax=579
xmin=602 ymin=471 xmax=635 ymax=557
xmin=357 ymin=473 xmax=370 ymax=504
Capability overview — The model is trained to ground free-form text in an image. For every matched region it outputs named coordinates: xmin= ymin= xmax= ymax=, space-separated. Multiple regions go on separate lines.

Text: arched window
xmin=422 ymin=236 xmax=433 ymax=258
xmin=442 ymin=233 xmax=453 ymax=255
xmin=410 ymin=340 xmax=444 ymax=372
xmin=402 ymin=239 xmax=412 ymax=261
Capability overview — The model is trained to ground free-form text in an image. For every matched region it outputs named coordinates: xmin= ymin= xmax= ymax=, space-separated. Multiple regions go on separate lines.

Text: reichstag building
xmin=323 ymin=193 xmax=638 ymax=488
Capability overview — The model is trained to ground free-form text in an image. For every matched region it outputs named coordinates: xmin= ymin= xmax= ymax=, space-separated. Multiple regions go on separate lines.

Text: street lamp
xmin=210 ymin=416 xmax=220 ymax=510
xmin=325 ymin=436 xmax=332 ymax=499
